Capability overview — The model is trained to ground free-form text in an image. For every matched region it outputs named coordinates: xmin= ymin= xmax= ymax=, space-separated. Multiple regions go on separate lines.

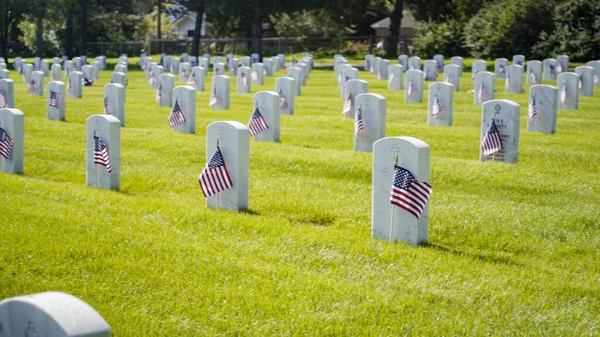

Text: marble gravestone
xmin=388 ymin=64 xmax=404 ymax=90
xmin=528 ymin=85 xmax=557 ymax=134
xmin=170 ymin=58 xmax=180 ymax=75
xmin=68 ymin=71 xmax=83 ymax=98
xmin=286 ymin=67 xmax=303 ymax=96
xmin=512 ymin=55 xmax=525 ymax=67
xmin=472 ymin=60 xmax=487 ymax=81
xmin=443 ymin=64 xmax=460 ymax=91
xmin=229 ymin=59 xmax=239 ymax=76
xmin=241 ymin=56 xmax=250 ymax=68
xmin=575 ymin=66 xmax=594 ymax=97
xmin=271 ymin=56 xmax=280 ymax=73
xmin=41 ymin=60 xmax=49 ymax=77
xmin=585 ymin=60 xmax=600 ymax=87
xmin=214 ymin=62 xmax=225 ymax=76
xmin=408 ymin=56 xmax=421 ymax=70
xmin=190 ymin=66 xmax=205 ymax=91
xmin=337 ymin=64 xmax=351 ymax=87
xmin=474 ymin=71 xmax=495 ymax=106
xmin=495 ymin=58 xmax=508 ymax=78
xmin=295 ymin=63 xmax=308 ymax=85
xmin=340 ymin=67 xmax=359 ymax=98
xmin=33 ymin=57 xmax=41 ymax=70
xmin=372 ymin=57 xmax=381 ymax=75
xmin=557 ymin=72 xmax=579 ymax=110
xmin=47 ymin=81 xmax=66 ymax=121
xmin=404 ymin=69 xmax=424 ymax=103
xmin=64 ymin=60 xmax=74 ymax=78
xmin=202 ymin=53 xmax=211 ymax=66
xmin=251 ymin=63 xmax=265 ymax=85
xmin=31 ymin=71 xmax=44 ymax=96
xmin=543 ymin=58 xmax=557 ymax=80
xmin=433 ymin=54 xmax=444 ymax=73
xmin=73 ymin=57 xmax=81 ymax=71
xmin=0 ymin=291 xmax=111 ymax=337
xmin=252 ymin=91 xmax=280 ymax=142
xmin=158 ymin=74 xmax=175 ymax=107
xmin=276 ymin=77 xmax=296 ymax=115
xmin=428 ymin=82 xmax=454 ymax=127
xmin=151 ymin=65 xmax=164 ymax=90
xmin=211 ymin=75 xmax=230 ymax=110
xmin=0 ymin=79 xmax=15 ymax=108
xmin=505 ymin=65 xmax=524 ymax=93
xmin=451 ymin=56 xmax=464 ymax=77
xmin=179 ymin=62 xmax=191 ymax=82
xmin=526 ymin=60 xmax=542 ymax=85
xmin=111 ymin=72 xmax=127 ymax=88
xmin=51 ymin=64 xmax=62 ymax=82
xmin=480 ymin=100 xmax=520 ymax=164
xmin=342 ymin=79 xmax=368 ymax=119
xmin=104 ymin=83 xmax=125 ymax=126
xmin=91 ymin=61 xmax=100 ymax=80
xmin=237 ymin=66 xmax=251 ymax=94
xmin=263 ymin=59 xmax=273 ymax=77
xmin=251 ymin=53 xmax=260 ymax=64
xmin=0 ymin=108 xmax=24 ymax=174
xmin=171 ymin=86 xmax=196 ymax=134
xmin=377 ymin=59 xmax=390 ymax=80
xmin=0 ymin=69 xmax=8 ymax=80
xmin=199 ymin=58 xmax=209 ymax=75
xmin=205 ymin=121 xmax=249 ymax=211
xmin=86 ymin=114 xmax=120 ymax=190
xmin=353 ymin=93 xmax=386 ymax=153
xmin=82 ymin=65 xmax=93 ymax=83
xmin=372 ymin=136 xmax=431 ymax=245
xmin=277 ymin=53 xmax=285 ymax=68
xmin=213 ymin=56 xmax=223 ymax=65
xmin=23 ymin=63 xmax=33 ymax=84
xmin=423 ymin=60 xmax=437 ymax=81
xmin=556 ymin=55 xmax=569 ymax=73
xmin=365 ymin=54 xmax=373 ymax=71
xmin=398 ymin=54 xmax=408 ymax=70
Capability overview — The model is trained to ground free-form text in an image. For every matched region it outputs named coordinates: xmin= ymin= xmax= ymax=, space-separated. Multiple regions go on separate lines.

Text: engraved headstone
xmin=557 ymin=72 xmax=579 ymax=110
xmin=41 ymin=60 xmax=49 ymax=76
xmin=86 ymin=114 xmax=120 ymax=190
xmin=178 ymin=62 xmax=191 ymax=82
xmin=202 ymin=53 xmax=211 ymax=66
xmin=556 ymin=55 xmax=569 ymax=73
xmin=277 ymin=53 xmax=285 ymax=68
xmin=73 ymin=57 xmax=81 ymax=71
xmin=526 ymin=60 xmax=542 ymax=85
xmin=171 ymin=86 xmax=196 ymax=134
xmin=543 ymin=58 xmax=557 ymax=80
xmin=276 ymin=77 xmax=295 ymax=115
xmin=214 ymin=62 xmax=225 ymax=76
xmin=295 ymin=62 xmax=308 ymax=84
xmin=286 ymin=67 xmax=303 ymax=96
xmin=251 ymin=53 xmax=260 ymax=64
xmin=0 ymin=69 xmax=7 ymax=80
xmin=364 ymin=54 xmax=373 ymax=71
xmin=64 ymin=60 xmax=74 ymax=78
xmin=423 ymin=60 xmax=437 ymax=81
xmin=68 ymin=71 xmax=83 ymax=98
xmin=226 ymin=53 xmax=233 ymax=68
xmin=0 ymin=108 xmax=24 ymax=174
xmin=512 ymin=55 xmax=525 ymax=66
xmin=31 ymin=71 xmax=44 ymax=96
xmin=474 ymin=71 xmax=495 ymax=106
xmin=237 ymin=66 xmax=251 ymax=94
xmin=408 ymin=56 xmax=421 ymax=70
xmin=0 ymin=79 xmax=15 ymax=108
xmin=115 ymin=64 xmax=127 ymax=74
xmin=495 ymin=58 xmax=508 ymax=78
xmin=47 ymin=81 xmax=65 ymax=121
xmin=472 ymin=60 xmax=487 ymax=81
xmin=229 ymin=58 xmax=239 ymax=76
xmin=151 ymin=65 xmax=164 ymax=90
xmin=0 ymin=291 xmax=111 ymax=337
xmin=82 ymin=65 xmax=93 ymax=84
xmin=575 ymin=66 xmax=594 ymax=97
xmin=428 ymin=82 xmax=454 ymax=126
xmin=377 ymin=59 xmax=390 ymax=80
xmin=404 ymin=69 xmax=424 ymax=103
xmin=211 ymin=75 xmax=230 ymax=110
xmin=33 ymin=57 xmax=41 ymax=70
xmin=51 ymin=64 xmax=61 ymax=82
xmin=263 ymin=59 xmax=273 ymax=77
xmin=199 ymin=58 xmax=209 ymax=75
xmin=190 ymin=66 xmax=205 ymax=91
xmin=23 ymin=63 xmax=33 ymax=84
xmin=111 ymin=72 xmax=127 ymax=87
xmin=354 ymin=93 xmax=386 ymax=153
xmin=181 ymin=53 xmax=189 ymax=63
xmin=340 ymin=67 xmax=359 ymax=97
xmin=388 ymin=64 xmax=404 ymax=90
xmin=372 ymin=136 xmax=431 ymax=245
xmin=158 ymin=74 xmax=175 ymax=107
xmin=251 ymin=63 xmax=265 ymax=85
xmin=337 ymin=64 xmax=351 ymax=87
xmin=585 ymin=60 xmax=600 ymax=87
xmin=443 ymin=64 xmax=460 ymax=91
xmin=480 ymin=100 xmax=520 ymax=164
xmin=241 ymin=56 xmax=251 ymax=68
xmin=342 ymin=79 xmax=368 ymax=119
xmin=104 ymin=83 xmax=125 ymax=126
xmin=433 ymin=54 xmax=444 ymax=72
xmin=450 ymin=56 xmax=464 ymax=77
xmin=214 ymin=56 xmax=223 ymax=65
xmin=398 ymin=54 xmax=408 ymax=70
xmin=251 ymin=91 xmax=280 ymax=142
xmin=505 ymin=65 xmax=524 ymax=93
xmin=90 ymin=61 xmax=100 ymax=79
xmin=528 ymin=85 xmax=557 ymax=134
xmin=271 ymin=56 xmax=280 ymax=73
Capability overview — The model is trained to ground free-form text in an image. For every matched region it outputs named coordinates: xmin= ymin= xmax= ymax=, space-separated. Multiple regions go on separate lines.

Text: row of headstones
xmin=12 ymin=55 xmax=108 ymax=77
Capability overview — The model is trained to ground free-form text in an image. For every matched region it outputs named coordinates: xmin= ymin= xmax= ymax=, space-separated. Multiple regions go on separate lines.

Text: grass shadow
xmin=427 ymin=243 xmax=524 ymax=267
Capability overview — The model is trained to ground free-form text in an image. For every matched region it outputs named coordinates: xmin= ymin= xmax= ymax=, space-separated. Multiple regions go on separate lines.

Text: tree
xmin=0 ymin=0 xmax=26 ymax=58
xmin=80 ymin=0 xmax=89 ymax=55
xmin=386 ymin=0 xmax=403 ymax=57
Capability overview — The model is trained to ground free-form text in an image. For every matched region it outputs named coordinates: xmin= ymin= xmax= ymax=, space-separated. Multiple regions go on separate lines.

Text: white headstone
xmin=31 ymin=71 xmax=44 ymax=96
xmin=82 ymin=65 xmax=93 ymax=83
xmin=214 ymin=56 xmax=223 ymax=64
xmin=428 ymin=82 xmax=454 ymax=126
xmin=115 ymin=64 xmax=127 ymax=74
xmin=214 ymin=62 xmax=225 ymax=76
xmin=251 ymin=91 xmax=280 ymax=142
xmin=480 ymin=100 xmax=520 ymax=164
xmin=171 ymin=85 xmax=196 ymax=134
xmin=277 ymin=53 xmax=285 ymax=68
xmin=190 ymin=66 xmax=205 ymax=91
xmin=474 ymin=71 xmax=495 ymax=106
xmin=505 ymin=65 xmax=524 ymax=93
xmin=111 ymin=71 xmax=127 ymax=89
xmin=23 ymin=63 xmax=33 ymax=84
xmin=404 ymin=69 xmax=424 ymax=103
xmin=557 ymin=72 xmax=579 ymax=110
xmin=336 ymin=64 xmax=351 ymax=87
xmin=251 ymin=53 xmax=260 ymax=64
xmin=408 ymin=56 xmax=421 ymax=70
xmin=86 ymin=114 xmax=120 ymax=190
xmin=354 ymin=93 xmax=386 ymax=153
xmin=47 ymin=81 xmax=66 ymax=121
xmin=204 ymin=121 xmax=249 ymax=211
xmin=202 ymin=53 xmax=210 ymax=65
xmin=178 ymin=62 xmax=191 ymax=82
xmin=237 ymin=66 xmax=251 ymax=94
xmin=0 ymin=108 xmax=24 ymax=174
xmin=495 ymin=58 xmax=508 ymax=78
xmin=433 ymin=54 xmax=444 ymax=72
xmin=41 ymin=60 xmax=49 ymax=76
xmin=377 ymin=59 xmax=390 ymax=80
xmin=158 ymin=74 xmax=175 ymax=107
xmin=450 ymin=56 xmax=464 ymax=77
xmin=211 ymin=75 xmax=230 ymax=110
xmin=241 ymin=56 xmax=251 ymax=68
xmin=170 ymin=58 xmax=180 ymax=74
xmin=342 ymin=79 xmax=368 ymax=119
xmin=472 ymin=60 xmax=487 ymax=81
xmin=271 ymin=56 xmax=280 ymax=73
xmin=585 ymin=60 xmax=600 ymax=87
xmin=575 ymin=66 xmax=594 ymax=97
xmin=263 ymin=59 xmax=273 ymax=77
xmin=365 ymin=54 xmax=374 ymax=71
xmin=251 ymin=63 xmax=265 ymax=85
xmin=512 ymin=55 xmax=525 ymax=67
xmin=33 ymin=57 xmax=41 ymax=70
xmin=51 ymin=63 xmax=62 ymax=82
xmin=0 ymin=291 xmax=111 ymax=337
xmin=286 ymin=67 xmax=303 ymax=96
xmin=0 ymin=79 xmax=15 ymax=108
xmin=423 ymin=60 xmax=437 ymax=81
xmin=64 ymin=60 xmax=74 ymax=78
xmin=371 ymin=57 xmax=381 ymax=75
xmin=0 ymin=69 xmax=8 ymax=80
xmin=543 ymin=58 xmax=557 ymax=80
xmin=340 ymin=67 xmax=359 ymax=97
xmin=526 ymin=60 xmax=542 ymax=85
xmin=295 ymin=63 xmax=308 ymax=85
xmin=275 ymin=77 xmax=295 ymax=115
xmin=104 ymin=83 xmax=125 ymax=126
xmin=90 ymin=61 xmax=100 ymax=79
xmin=372 ymin=136 xmax=431 ymax=245
xmin=229 ymin=58 xmax=239 ymax=76
xmin=443 ymin=64 xmax=460 ymax=91
xmin=388 ymin=64 xmax=404 ymax=90
xmin=68 ymin=71 xmax=83 ymax=98
xmin=556 ymin=55 xmax=569 ymax=73
xmin=151 ymin=65 xmax=164 ymax=90
xmin=398 ymin=54 xmax=408 ymax=69
xmin=528 ymin=85 xmax=557 ymax=134
xmin=199 ymin=58 xmax=209 ymax=75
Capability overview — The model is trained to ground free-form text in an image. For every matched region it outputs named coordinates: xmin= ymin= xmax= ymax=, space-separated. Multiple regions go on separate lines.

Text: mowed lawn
xmin=1 ymin=56 xmax=599 ymax=336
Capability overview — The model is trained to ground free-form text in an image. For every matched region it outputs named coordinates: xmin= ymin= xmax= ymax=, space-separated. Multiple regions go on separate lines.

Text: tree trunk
xmin=0 ymin=0 xmax=8 ymax=59
xmin=36 ymin=13 xmax=43 ymax=58
xmin=191 ymin=0 xmax=205 ymax=58
xmin=250 ymin=6 xmax=262 ymax=60
xmin=157 ymin=0 xmax=162 ymax=39
xmin=65 ymin=12 xmax=73 ymax=57
xmin=79 ymin=0 xmax=88 ymax=56
xmin=387 ymin=0 xmax=403 ymax=57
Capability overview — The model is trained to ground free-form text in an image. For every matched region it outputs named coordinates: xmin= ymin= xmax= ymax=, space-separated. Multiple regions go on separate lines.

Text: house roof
xmin=171 ymin=13 xmax=196 ymax=27
xmin=370 ymin=11 xmax=419 ymax=29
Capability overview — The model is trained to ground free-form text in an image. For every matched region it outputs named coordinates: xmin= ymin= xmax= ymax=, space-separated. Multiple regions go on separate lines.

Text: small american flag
xmin=279 ymin=89 xmax=288 ymax=109
xmin=377 ymin=70 xmax=382 ymax=80
xmin=432 ymin=95 xmax=442 ymax=119
xmin=343 ymin=75 xmax=350 ymax=88
xmin=83 ymin=77 xmax=93 ymax=86
xmin=104 ymin=96 xmax=112 ymax=115
xmin=0 ymin=126 xmax=14 ymax=159
xmin=355 ymin=106 xmax=364 ymax=136
xmin=594 ymin=74 xmax=599 ymax=84
xmin=198 ymin=147 xmax=233 ymax=198
xmin=389 ymin=166 xmax=433 ymax=219
xmin=0 ymin=89 xmax=7 ymax=108
xmin=579 ymin=78 xmax=583 ymax=89
xmin=209 ymin=87 xmax=218 ymax=106
xmin=168 ymin=101 xmax=187 ymax=129
xmin=187 ymin=73 xmax=196 ymax=87
xmin=240 ymin=72 xmax=248 ymax=86
xmin=93 ymin=137 xmax=112 ymax=173
xmin=155 ymin=84 xmax=162 ymax=103
xmin=481 ymin=119 xmax=502 ymax=156
xmin=530 ymin=71 xmax=536 ymax=83
xmin=148 ymin=75 xmax=156 ymax=85
xmin=68 ymin=77 xmax=72 ymax=92
xmin=48 ymin=91 xmax=61 ymax=108
xmin=248 ymin=108 xmax=269 ymax=136
xmin=370 ymin=64 xmax=374 ymax=72
xmin=215 ymin=68 xmax=221 ymax=75
xmin=342 ymin=93 xmax=352 ymax=114
xmin=251 ymin=71 xmax=258 ymax=81
xmin=28 ymin=80 xmax=37 ymax=94
xmin=528 ymin=96 xmax=538 ymax=120
xmin=560 ymin=83 xmax=567 ymax=104
xmin=505 ymin=70 xmax=511 ymax=90
xmin=556 ymin=64 xmax=563 ymax=73
xmin=444 ymin=74 xmax=452 ymax=84
xmin=388 ymin=72 xmax=394 ymax=86
xmin=472 ymin=69 xmax=479 ymax=82
xmin=499 ymin=64 xmax=505 ymax=73
xmin=407 ymin=80 xmax=413 ymax=97
xmin=549 ymin=64 xmax=556 ymax=74
xmin=181 ymin=69 xmax=188 ymax=78
xmin=478 ymin=82 xmax=485 ymax=103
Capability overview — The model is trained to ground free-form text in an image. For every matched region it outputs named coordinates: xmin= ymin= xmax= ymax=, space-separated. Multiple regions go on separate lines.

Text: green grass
xmin=1 ymin=57 xmax=600 ymax=336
